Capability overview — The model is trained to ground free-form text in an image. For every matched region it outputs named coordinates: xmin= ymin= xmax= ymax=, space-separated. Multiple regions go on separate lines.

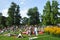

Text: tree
xmin=7 ymin=2 xmax=21 ymax=26
xmin=58 ymin=17 xmax=60 ymax=23
xmin=0 ymin=13 xmax=3 ymax=29
xmin=1 ymin=16 xmax=7 ymax=27
xmin=14 ymin=5 xmax=21 ymax=26
xmin=27 ymin=7 xmax=40 ymax=25
xmin=42 ymin=1 xmax=51 ymax=26
xmin=0 ymin=13 xmax=2 ymax=16
xmin=21 ymin=17 xmax=28 ymax=25
xmin=0 ymin=13 xmax=2 ymax=24
xmin=51 ymin=0 xmax=59 ymax=25
xmin=42 ymin=0 xmax=60 ymax=26
xmin=0 ymin=15 xmax=7 ymax=29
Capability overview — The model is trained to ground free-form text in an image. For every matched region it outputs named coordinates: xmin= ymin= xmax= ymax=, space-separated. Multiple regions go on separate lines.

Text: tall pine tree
xmin=42 ymin=1 xmax=51 ymax=25
xmin=7 ymin=2 xmax=21 ymax=26
xmin=51 ymin=0 xmax=59 ymax=25
xmin=42 ymin=0 xmax=60 ymax=26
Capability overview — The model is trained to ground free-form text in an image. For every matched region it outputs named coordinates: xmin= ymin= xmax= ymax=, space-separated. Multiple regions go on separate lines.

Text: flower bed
xmin=44 ymin=26 xmax=60 ymax=37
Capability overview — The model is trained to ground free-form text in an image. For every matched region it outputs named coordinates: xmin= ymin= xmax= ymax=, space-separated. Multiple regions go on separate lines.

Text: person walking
xmin=34 ymin=25 xmax=38 ymax=36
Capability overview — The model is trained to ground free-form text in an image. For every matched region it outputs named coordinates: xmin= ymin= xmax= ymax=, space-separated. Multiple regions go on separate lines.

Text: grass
xmin=0 ymin=36 xmax=20 ymax=40
xmin=0 ymin=33 xmax=60 ymax=40
xmin=0 ymin=35 xmax=28 ymax=40
xmin=35 ymin=34 xmax=60 ymax=40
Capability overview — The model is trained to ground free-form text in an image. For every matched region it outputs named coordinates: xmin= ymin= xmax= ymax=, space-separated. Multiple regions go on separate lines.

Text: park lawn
xmin=36 ymin=34 xmax=60 ymax=40
xmin=0 ymin=34 xmax=60 ymax=40
xmin=0 ymin=35 xmax=28 ymax=40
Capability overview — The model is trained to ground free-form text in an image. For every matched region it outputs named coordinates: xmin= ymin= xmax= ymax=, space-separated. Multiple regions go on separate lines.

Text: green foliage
xmin=51 ymin=0 xmax=59 ymax=25
xmin=57 ymin=17 xmax=60 ymax=23
xmin=27 ymin=7 xmax=40 ymax=25
xmin=7 ymin=2 xmax=21 ymax=26
xmin=21 ymin=17 xmax=28 ymax=25
xmin=0 ymin=16 xmax=7 ymax=29
xmin=42 ymin=0 xmax=60 ymax=26
xmin=42 ymin=1 xmax=51 ymax=26
xmin=1 ymin=16 xmax=7 ymax=27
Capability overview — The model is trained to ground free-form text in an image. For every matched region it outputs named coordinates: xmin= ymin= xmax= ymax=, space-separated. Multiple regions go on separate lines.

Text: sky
xmin=0 ymin=0 xmax=60 ymax=18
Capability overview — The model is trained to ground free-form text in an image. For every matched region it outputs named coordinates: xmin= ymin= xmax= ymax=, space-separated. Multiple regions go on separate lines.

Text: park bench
xmin=29 ymin=37 xmax=38 ymax=40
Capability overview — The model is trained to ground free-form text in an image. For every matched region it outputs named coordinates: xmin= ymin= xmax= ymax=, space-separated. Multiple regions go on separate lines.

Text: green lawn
xmin=0 ymin=34 xmax=60 ymax=40
xmin=0 ymin=35 xmax=28 ymax=40
xmin=36 ymin=34 xmax=60 ymax=40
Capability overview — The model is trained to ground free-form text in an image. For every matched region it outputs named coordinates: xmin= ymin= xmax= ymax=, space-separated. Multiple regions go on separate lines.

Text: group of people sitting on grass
xmin=0 ymin=25 xmax=44 ymax=38
xmin=18 ymin=25 xmax=38 ymax=38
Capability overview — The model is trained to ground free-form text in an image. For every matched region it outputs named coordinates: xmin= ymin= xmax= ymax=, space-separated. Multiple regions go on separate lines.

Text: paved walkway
xmin=29 ymin=37 xmax=38 ymax=40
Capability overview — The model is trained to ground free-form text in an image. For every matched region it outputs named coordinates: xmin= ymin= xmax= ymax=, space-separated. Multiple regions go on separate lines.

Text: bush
xmin=44 ymin=26 xmax=60 ymax=37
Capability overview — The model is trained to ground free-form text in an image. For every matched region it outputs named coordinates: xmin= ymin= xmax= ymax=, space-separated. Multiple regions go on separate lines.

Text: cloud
xmin=20 ymin=0 xmax=26 ymax=5
xmin=1 ymin=8 xmax=28 ymax=18
xmin=20 ymin=9 xmax=28 ymax=18
xmin=2 ymin=9 xmax=8 ymax=17
xmin=20 ymin=1 xmax=24 ymax=4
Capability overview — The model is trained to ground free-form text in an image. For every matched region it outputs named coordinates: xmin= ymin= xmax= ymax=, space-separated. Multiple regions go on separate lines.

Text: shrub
xmin=44 ymin=26 xmax=60 ymax=37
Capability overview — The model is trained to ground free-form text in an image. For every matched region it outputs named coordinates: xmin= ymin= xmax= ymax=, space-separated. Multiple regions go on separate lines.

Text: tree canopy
xmin=7 ymin=2 xmax=21 ymax=26
xmin=42 ymin=0 xmax=60 ymax=26
xmin=27 ymin=7 xmax=40 ymax=25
